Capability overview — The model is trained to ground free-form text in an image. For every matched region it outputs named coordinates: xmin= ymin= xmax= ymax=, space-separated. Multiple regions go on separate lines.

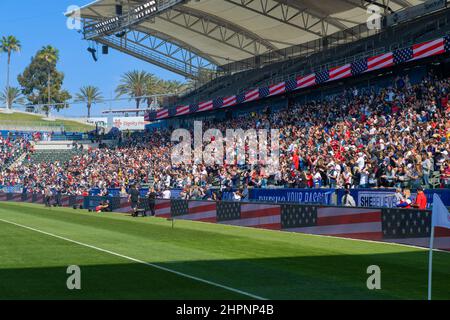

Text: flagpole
xmin=427 ymin=221 xmax=435 ymax=301
xmin=427 ymin=194 xmax=437 ymax=301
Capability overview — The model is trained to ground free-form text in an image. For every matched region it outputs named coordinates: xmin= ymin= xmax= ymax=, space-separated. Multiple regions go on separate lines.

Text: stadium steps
xmin=24 ymin=149 xmax=85 ymax=165
xmin=8 ymin=152 xmax=28 ymax=170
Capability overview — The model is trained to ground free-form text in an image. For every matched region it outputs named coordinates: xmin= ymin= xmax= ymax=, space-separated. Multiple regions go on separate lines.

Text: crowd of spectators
xmin=0 ymin=73 xmax=449 ymax=198
xmin=0 ymin=136 xmax=32 ymax=171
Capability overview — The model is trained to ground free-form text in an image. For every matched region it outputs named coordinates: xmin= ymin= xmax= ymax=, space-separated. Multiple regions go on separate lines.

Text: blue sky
xmin=0 ymin=0 xmax=185 ymax=117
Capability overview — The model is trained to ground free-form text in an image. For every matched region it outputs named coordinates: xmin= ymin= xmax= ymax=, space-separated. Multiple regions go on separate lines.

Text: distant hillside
xmin=0 ymin=111 xmax=95 ymax=132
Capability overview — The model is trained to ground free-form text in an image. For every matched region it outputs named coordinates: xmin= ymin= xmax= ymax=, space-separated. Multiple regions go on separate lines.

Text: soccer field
xmin=0 ymin=202 xmax=449 ymax=300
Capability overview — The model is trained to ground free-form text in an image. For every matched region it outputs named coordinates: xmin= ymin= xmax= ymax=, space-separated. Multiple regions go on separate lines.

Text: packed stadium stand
xmin=1 ymin=69 xmax=449 ymax=199
xmin=1 ymin=0 xmax=446 ymax=200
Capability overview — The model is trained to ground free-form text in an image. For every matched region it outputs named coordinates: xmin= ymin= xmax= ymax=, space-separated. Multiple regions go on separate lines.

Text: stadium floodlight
xmin=94 ymin=16 xmax=121 ymax=35
xmin=133 ymin=1 xmax=158 ymax=20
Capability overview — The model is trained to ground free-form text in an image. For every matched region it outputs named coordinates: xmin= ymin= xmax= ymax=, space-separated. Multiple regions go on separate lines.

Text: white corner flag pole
xmin=427 ymin=211 xmax=435 ymax=301
xmin=428 ymin=193 xmax=450 ymax=300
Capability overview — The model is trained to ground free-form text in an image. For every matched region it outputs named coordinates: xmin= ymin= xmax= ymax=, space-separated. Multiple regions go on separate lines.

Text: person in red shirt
xmin=412 ymin=187 xmax=427 ymax=210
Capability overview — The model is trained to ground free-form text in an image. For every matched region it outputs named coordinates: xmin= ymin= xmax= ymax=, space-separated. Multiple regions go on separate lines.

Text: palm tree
xmin=0 ymin=36 xmax=21 ymax=110
xmin=115 ymin=70 xmax=149 ymax=115
xmin=0 ymin=86 xmax=25 ymax=109
xmin=37 ymin=45 xmax=59 ymax=117
xmin=75 ymin=86 xmax=103 ymax=119
xmin=167 ymin=79 xmax=192 ymax=95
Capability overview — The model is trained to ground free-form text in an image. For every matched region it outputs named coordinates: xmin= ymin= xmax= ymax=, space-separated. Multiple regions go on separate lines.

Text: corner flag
xmin=428 ymin=194 xmax=450 ymax=300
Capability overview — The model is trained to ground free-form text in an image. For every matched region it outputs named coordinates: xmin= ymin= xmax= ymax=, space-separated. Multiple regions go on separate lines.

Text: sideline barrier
xmin=1 ymin=194 xmax=449 ymax=251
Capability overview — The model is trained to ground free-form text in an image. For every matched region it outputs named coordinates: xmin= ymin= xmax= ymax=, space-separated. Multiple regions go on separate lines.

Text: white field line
xmin=0 ymin=218 xmax=266 ymax=300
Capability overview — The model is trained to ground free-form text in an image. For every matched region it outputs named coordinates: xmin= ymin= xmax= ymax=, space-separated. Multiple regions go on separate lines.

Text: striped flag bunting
xmin=213 ymin=97 xmax=223 ymax=109
xmin=222 ymin=95 xmax=237 ymax=107
xmin=145 ymin=111 xmax=156 ymax=121
xmin=393 ymin=47 xmax=413 ymax=64
xmin=285 ymin=78 xmax=298 ymax=91
xmin=176 ymin=105 xmax=190 ymax=116
xmin=411 ymin=38 xmax=445 ymax=61
xmin=236 ymin=92 xmax=246 ymax=104
xmin=244 ymin=88 xmax=260 ymax=102
xmin=351 ymin=58 xmax=368 ymax=75
xmin=169 ymin=108 xmax=177 ymax=117
xmin=367 ymin=52 xmax=394 ymax=71
xmin=269 ymin=81 xmax=286 ymax=96
xmin=259 ymin=86 xmax=269 ymax=98
xmin=140 ymin=36 xmax=450 ymax=120
xmin=445 ymin=35 xmax=450 ymax=52
xmin=285 ymin=207 xmax=383 ymax=240
xmin=315 ymin=70 xmax=329 ymax=84
xmin=198 ymin=100 xmax=214 ymax=112
xmin=219 ymin=203 xmax=281 ymax=230
xmin=156 ymin=109 xmax=169 ymax=120
xmin=176 ymin=201 xmax=217 ymax=223
xmin=297 ymin=73 xmax=316 ymax=88
xmin=329 ymin=64 xmax=352 ymax=81
xmin=189 ymin=103 xmax=199 ymax=113
xmin=155 ymin=200 xmax=171 ymax=218
xmin=352 ymin=52 xmax=394 ymax=76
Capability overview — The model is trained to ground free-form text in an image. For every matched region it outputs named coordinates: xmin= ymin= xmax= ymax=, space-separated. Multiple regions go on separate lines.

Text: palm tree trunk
xmin=136 ymin=98 xmax=140 ymax=116
xmin=87 ymin=103 xmax=91 ymax=119
xmin=6 ymin=51 xmax=11 ymax=110
xmin=47 ymin=68 xmax=51 ymax=117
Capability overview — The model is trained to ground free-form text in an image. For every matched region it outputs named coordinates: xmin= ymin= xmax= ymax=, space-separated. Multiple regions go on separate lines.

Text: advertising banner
xmin=113 ymin=117 xmax=149 ymax=131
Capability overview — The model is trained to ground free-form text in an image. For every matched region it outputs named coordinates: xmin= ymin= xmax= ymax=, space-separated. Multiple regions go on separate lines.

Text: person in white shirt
xmin=356 ymin=153 xmax=365 ymax=170
xmin=162 ymin=189 xmax=171 ymax=199
xmin=342 ymin=189 xmax=356 ymax=207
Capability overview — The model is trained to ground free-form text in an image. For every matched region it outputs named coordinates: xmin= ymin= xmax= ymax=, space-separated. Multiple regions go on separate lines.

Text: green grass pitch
xmin=0 ymin=202 xmax=449 ymax=300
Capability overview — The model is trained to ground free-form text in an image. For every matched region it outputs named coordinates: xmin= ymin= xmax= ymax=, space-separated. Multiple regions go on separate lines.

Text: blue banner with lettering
xmin=0 ymin=185 xmax=23 ymax=194
xmin=249 ymin=188 xmax=336 ymax=205
xmin=336 ymin=188 xmax=450 ymax=209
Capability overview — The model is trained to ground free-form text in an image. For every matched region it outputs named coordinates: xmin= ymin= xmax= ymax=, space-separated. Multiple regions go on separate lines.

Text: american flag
xmin=315 ymin=70 xmax=329 ymax=84
xmin=411 ymin=38 xmax=445 ymax=61
xmin=154 ymin=200 xmax=172 ymax=218
xmin=176 ymin=201 xmax=217 ymax=223
xmin=329 ymin=64 xmax=351 ymax=81
xmin=144 ymin=112 xmax=155 ymax=121
xmin=176 ymin=105 xmax=190 ymax=116
xmin=213 ymin=97 xmax=223 ymax=109
xmin=285 ymin=78 xmax=298 ymax=91
xmin=245 ymin=88 xmax=260 ymax=102
xmin=286 ymin=207 xmax=383 ymax=240
xmin=367 ymin=52 xmax=393 ymax=71
xmin=169 ymin=108 xmax=177 ymax=117
xmin=268 ymin=81 xmax=286 ymax=96
xmin=219 ymin=203 xmax=281 ymax=230
xmin=259 ymin=86 xmax=270 ymax=98
xmin=393 ymin=47 xmax=413 ymax=64
xmin=297 ymin=73 xmax=316 ymax=88
xmin=198 ymin=100 xmax=214 ymax=112
xmin=445 ymin=35 xmax=450 ymax=53
xmin=189 ymin=103 xmax=199 ymax=113
xmin=156 ymin=109 xmax=169 ymax=120
xmin=236 ymin=93 xmax=246 ymax=104
xmin=351 ymin=59 xmax=368 ymax=76
xmin=223 ymin=95 xmax=237 ymax=107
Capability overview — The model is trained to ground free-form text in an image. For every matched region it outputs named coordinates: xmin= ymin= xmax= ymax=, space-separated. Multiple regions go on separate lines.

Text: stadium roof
xmin=74 ymin=0 xmax=425 ymax=78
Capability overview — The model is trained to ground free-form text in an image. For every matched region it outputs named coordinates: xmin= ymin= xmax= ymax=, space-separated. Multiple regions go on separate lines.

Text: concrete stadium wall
xmin=1 ymin=193 xmax=449 ymax=251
